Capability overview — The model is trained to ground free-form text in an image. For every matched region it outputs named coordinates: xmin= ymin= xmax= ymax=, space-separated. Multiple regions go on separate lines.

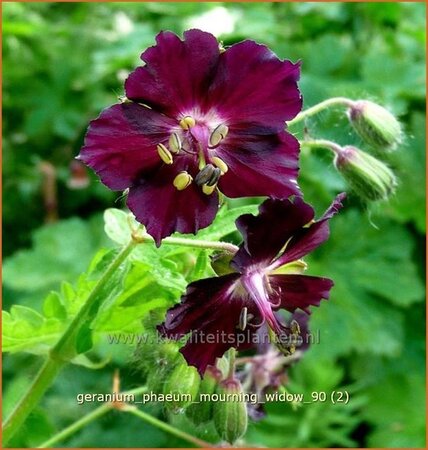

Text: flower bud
xmin=186 ymin=366 xmax=222 ymax=425
xmin=213 ymin=378 xmax=248 ymax=444
xmin=163 ymin=363 xmax=200 ymax=411
xmin=335 ymin=146 xmax=397 ymax=201
xmin=143 ymin=341 xmax=180 ymax=394
xmin=348 ymin=100 xmax=402 ymax=151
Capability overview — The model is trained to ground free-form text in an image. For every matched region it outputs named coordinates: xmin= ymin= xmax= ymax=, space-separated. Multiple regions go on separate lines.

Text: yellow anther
xmin=209 ymin=124 xmax=229 ymax=147
xmin=168 ymin=133 xmax=182 ymax=153
xmin=179 ymin=116 xmax=196 ymax=130
xmin=157 ymin=144 xmax=173 ymax=165
xmin=219 ymin=42 xmax=226 ymax=53
xmin=202 ymin=183 xmax=217 ymax=195
xmin=211 ymin=156 xmax=229 ymax=174
xmin=173 ymin=171 xmax=193 ymax=191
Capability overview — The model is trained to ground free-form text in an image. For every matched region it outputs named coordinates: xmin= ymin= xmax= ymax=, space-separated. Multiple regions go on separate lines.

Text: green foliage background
xmin=3 ymin=2 xmax=426 ymax=448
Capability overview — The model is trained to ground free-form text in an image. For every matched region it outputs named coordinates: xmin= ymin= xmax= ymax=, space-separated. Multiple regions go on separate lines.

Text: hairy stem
xmin=126 ymin=407 xmax=213 ymax=448
xmin=162 ymin=235 xmax=239 ymax=254
xmin=133 ymin=232 xmax=239 ymax=255
xmin=300 ymin=139 xmax=343 ymax=155
xmin=287 ymin=97 xmax=355 ymax=127
xmin=2 ymin=240 xmax=137 ymax=445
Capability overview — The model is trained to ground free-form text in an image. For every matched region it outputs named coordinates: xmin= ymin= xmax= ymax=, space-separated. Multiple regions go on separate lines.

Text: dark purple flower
xmin=158 ymin=193 xmax=345 ymax=374
xmin=78 ymin=29 xmax=302 ymax=244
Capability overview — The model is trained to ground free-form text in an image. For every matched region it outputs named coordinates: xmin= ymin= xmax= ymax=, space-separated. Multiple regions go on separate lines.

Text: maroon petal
xmin=216 ymin=131 xmax=301 ymax=200
xmin=269 ymin=274 xmax=334 ymax=314
xmin=158 ymin=274 xmax=256 ymax=375
xmin=275 ymin=193 xmax=346 ymax=266
xmin=78 ymin=103 xmax=176 ymax=190
xmin=127 ymin=158 xmax=220 ymax=245
xmin=125 ymin=29 xmax=220 ymax=117
xmin=207 ymin=40 xmax=302 ymax=132
xmin=232 ymin=196 xmax=315 ymax=271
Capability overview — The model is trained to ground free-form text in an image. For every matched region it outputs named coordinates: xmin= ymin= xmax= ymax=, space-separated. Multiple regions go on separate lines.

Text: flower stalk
xmin=38 ymin=404 xmax=112 ymax=448
xmin=287 ymin=97 xmax=355 ymax=127
xmin=300 ymin=139 xmax=343 ymax=155
xmin=132 ymin=231 xmax=239 ymax=254
xmin=126 ymin=407 xmax=213 ymax=448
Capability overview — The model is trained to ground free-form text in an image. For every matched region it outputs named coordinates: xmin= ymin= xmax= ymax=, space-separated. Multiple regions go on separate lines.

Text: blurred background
xmin=3 ymin=2 xmax=426 ymax=448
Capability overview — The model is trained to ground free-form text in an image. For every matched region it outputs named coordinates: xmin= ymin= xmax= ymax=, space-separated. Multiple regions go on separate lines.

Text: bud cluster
xmin=318 ymin=99 xmax=402 ymax=202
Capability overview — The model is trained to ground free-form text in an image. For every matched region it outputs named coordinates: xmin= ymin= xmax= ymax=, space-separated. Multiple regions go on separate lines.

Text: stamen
xmin=157 ymin=144 xmax=173 ymax=165
xmin=277 ymin=320 xmax=302 ymax=356
xmin=168 ymin=133 xmax=182 ymax=154
xmin=290 ymin=320 xmax=300 ymax=336
xmin=173 ymin=171 xmax=193 ymax=191
xmin=211 ymin=156 xmax=229 ymax=174
xmin=209 ymin=124 xmax=229 ymax=147
xmin=195 ymin=164 xmax=216 ymax=186
xmin=202 ymin=183 xmax=217 ymax=195
xmin=237 ymin=307 xmax=248 ymax=331
xmin=207 ymin=168 xmax=221 ymax=186
xmin=179 ymin=116 xmax=196 ymax=130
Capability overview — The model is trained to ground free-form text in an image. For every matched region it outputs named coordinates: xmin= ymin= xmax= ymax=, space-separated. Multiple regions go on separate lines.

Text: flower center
xmin=156 ymin=113 xmax=230 ymax=195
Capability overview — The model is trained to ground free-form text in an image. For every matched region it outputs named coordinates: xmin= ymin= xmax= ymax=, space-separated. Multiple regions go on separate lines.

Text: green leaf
xmin=42 ymin=292 xmax=67 ymax=320
xmin=130 ymin=244 xmax=189 ymax=293
xmin=2 ymin=247 xmax=127 ymax=356
xmin=3 ymin=308 xmax=63 ymax=354
xmin=377 ymin=112 xmax=426 ymax=232
xmin=247 ymin=359 xmax=365 ymax=448
xmin=350 ymin=306 xmax=426 ymax=448
xmin=307 ymin=209 xmax=424 ymax=358
xmin=3 ymin=216 xmax=110 ymax=294
xmin=195 ymin=204 xmax=259 ymax=241
xmin=104 ymin=208 xmax=134 ymax=245
xmin=75 ymin=320 xmax=93 ymax=354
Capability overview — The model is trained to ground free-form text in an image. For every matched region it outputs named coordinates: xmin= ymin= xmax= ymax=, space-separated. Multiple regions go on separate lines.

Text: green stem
xmin=37 ymin=386 xmax=148 ymax=448
xmin=54 ymin=240 xmax=136 ymax=353
xmin=227 ymin=347 xmax=237 ymax=379
xmin=136 ymin=233 xmax=239 ymax=254
xmin=2 ymin=240 xmax=137 ymax=445
xmin=300 ymin=139 xmax=343 ymax=155
xmin=126 ymin=407 xmax=213 ymax=448
xmin=38 ymin=403 xmax=110 ymax=448
xmin=287 ymin=97 xmax=355 ymax=127
xmin=3 ymin=358 xmax=65 ymax=445
xmin=162 ymin=235 xmax=238 ymax=254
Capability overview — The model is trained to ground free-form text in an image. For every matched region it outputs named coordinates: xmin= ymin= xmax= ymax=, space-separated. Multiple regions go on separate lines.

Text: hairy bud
xmin=348 ymin=100 xmax=402 ymax=151
xmin=163 ymin=364 xmax=200 ymax=411
xmin=186 ymin=366 xmax=222 ymax=425
xmin=335 ymin=146 xmax=397 ymax=201
xmin=213 ymin=378 xmax=248 ymax=444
